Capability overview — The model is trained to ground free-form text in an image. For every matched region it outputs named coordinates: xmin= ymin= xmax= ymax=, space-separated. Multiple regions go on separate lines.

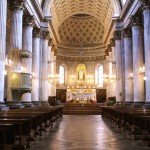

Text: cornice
xmin=29 ymin=0 xmax=44 ymax=21
xmin=57 ymin=45 xmax=108 ymax=57
xmin=56 ymin=55 xmax=105 ymax=62
xmin=120 ymin=0 xmax=134 ymax=20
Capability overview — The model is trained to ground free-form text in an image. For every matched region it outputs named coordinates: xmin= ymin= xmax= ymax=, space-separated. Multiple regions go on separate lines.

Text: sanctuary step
xmin=63 ymin=103 xmax=101 ymax=115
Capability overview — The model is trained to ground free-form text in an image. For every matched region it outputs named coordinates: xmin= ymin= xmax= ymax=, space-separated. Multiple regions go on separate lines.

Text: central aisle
xmin=30 ymin=115 xmax=149 ymax=150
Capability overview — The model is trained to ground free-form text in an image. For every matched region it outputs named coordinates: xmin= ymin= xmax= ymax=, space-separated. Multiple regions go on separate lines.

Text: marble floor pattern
xmin=29 ymin=115 xmax=150 ymax=150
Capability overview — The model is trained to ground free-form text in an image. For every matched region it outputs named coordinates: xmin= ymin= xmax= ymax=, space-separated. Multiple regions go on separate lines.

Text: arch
xmin=42 ymin=0 xmax=122 ymax=19
xmin=95 ymin=63 xmax=104 ymax=88
xmin=59 ymin=65 xmax=65 ymax=84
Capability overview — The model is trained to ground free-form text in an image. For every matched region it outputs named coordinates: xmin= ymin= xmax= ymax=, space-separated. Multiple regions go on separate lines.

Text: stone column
xmin=0 ymin=0 xmax=7 ymax=107
xmin=48 ymin=40 xmax=52 ymax=97
xmin=114 ymin=30 xmax=123 ymax=103
xmin=123 ymin=29 xmax=133 ymax=105
xmin=143 ymin=1 xmax=150 ymax=106
xmin=110 ymin=38 xmax=116 ymax=97
xmin=7 ymin=0 xmax=25 ymax=108
xmin=21 ymin=15 xmax=34 ymax=106
xmin=132 ymin=16 xmax=145 ymax=106
xmin=50 ymin=51 xmax=57 ymax=97
xmin=32 ymin=28 xmax=41 ymax=106
xmin=41 ymin=31 xmax=49 ymax=105
xmin=108 ymin=49 xmax=112 ymax=97
xmin=104 ymin=53 xmax=109 ymax=99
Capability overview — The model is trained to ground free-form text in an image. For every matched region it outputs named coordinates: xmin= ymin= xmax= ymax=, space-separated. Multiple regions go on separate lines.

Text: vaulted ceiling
xmin=42 ymin=0 xmax=121 ymax=60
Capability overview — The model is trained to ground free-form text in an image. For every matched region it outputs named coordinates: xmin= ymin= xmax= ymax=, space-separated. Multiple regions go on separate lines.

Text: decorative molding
xmin=56 ymin=55 xmax=105 ymax=62
xmin=8 ymin=0 xmax=26 ymax=11
xmin=20 ymin=50 xmax=32 ymax=58
xmin=23 ymin=15 xmax=34 ymax=27
xmin=29 ymin=0 xmax=44 ymax=21
xmin=120 ymin=0 xmax=134 ymax=20
xmin=33 ymin=28 xmax=41 ymax=38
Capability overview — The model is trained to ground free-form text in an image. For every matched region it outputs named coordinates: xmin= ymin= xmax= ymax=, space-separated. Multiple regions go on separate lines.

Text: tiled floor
xmin=29 ymin=115 xmax=150 ymax=150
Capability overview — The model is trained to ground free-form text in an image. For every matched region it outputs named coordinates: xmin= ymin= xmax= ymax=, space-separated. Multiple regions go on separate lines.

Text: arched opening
xmin=59 ymin=65 xmax=65 ymax=84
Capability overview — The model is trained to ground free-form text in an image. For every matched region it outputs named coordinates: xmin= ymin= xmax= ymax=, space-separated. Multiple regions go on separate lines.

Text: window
xmin=98 ymin=65 xmax=103 ymax=87
xmin=122 ymin=0 xmax=127 ymax=5
xmin=59 ymin=65 xmax=65 ymax=84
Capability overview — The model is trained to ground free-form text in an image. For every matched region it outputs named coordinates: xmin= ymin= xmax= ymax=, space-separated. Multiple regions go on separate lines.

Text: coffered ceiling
xmin=42 ymin=0 xmax=121 ymax=60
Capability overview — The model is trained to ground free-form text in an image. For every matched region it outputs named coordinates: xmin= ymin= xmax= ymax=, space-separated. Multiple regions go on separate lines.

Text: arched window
xmin=122 ymin=0 xmax=127 ymax=5
xmin=98 ymin=65 xmax=103 ymax=87
xmin=59 ymin=65 xmax=65 ymax=84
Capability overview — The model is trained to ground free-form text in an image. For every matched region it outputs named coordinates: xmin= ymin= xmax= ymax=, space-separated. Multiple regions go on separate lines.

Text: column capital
xmin=113 ymin=30 xmax=121 ymax=40
xmin=110 ymin=38 xmax=115 ymax=47
xmin=131 ymin=15 xmax=143 ymax=27
xmin=48 ymin=38 xmax=53 ymax=46
xmin=23 ymin=15 xmax=34 ymax=27
xmin=42 ymin=30 xmax=50 ymax=40
xmin=140 ymin=0 xmax=150 ymax=10
xmin=33 ymin=28 xmax=41 ymax=38
xmin=51 ymin=44 xmax=56 ymax=52
xmin=8 ymin=0 xmax=26 ymax=12
xmin=107 ymin=44 xmax=112 ymax=53
xmin=123 ymin=28 xmax=132 ymax=38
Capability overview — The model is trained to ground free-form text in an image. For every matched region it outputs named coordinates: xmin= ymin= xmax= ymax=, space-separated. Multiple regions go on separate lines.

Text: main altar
xmin=66 ymin=63 xmax=96 ymax=103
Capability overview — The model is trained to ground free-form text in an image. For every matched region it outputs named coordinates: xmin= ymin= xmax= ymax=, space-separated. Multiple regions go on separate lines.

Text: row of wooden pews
xmin=102 ymin=106 xmax=150 ymax=146
xmin=0 ymin=106 xmax=63 ymax=150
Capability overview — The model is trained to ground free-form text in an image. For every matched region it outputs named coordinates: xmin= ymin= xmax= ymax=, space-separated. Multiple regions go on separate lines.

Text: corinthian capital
xmin=8 ymin=0 xmax=26 ymax=11
xmin=23 ymin=15 xmax=34 ymax=27
xmin=114 ymin=30 xmax=121 ymax=40
xmin=33 ymin=28 xmax=41 ymax=38
xmin=110 ymin=38 xmax=115 ymax=47
xmin=42 ymin=30 xmax=50 ymax=40
xmin=123 ymin=28 xmax=132 ymax=38
xmin=140 ymin=0 xmax=150 ymax=10
xmin=131 ymin=15 xmax=143 ymax=26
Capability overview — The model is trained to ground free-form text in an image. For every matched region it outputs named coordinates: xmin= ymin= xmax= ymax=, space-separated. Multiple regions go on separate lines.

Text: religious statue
xmin=79 ymin=68 xmax=84 ymax=80
xmin=77 ymin=63 xmax=86 ymax=81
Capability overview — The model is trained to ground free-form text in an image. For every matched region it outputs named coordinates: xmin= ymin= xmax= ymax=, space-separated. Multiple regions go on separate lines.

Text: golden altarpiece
xmin=66 ymin=63 xmax=96 ymax=103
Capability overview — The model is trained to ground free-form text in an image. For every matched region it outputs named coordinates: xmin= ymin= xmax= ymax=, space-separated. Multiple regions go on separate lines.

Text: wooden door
xmin=96 ymin=89 xmax=106 ymax=103
xmin=56 ymin=89 xmax=67 ymax=103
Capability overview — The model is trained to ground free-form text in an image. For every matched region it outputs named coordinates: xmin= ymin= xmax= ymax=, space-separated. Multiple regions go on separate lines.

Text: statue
xmin=77 ymin=63 xmax=86 ymax=81
xmin=79 ymin=68 xmax=84 ymax=80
